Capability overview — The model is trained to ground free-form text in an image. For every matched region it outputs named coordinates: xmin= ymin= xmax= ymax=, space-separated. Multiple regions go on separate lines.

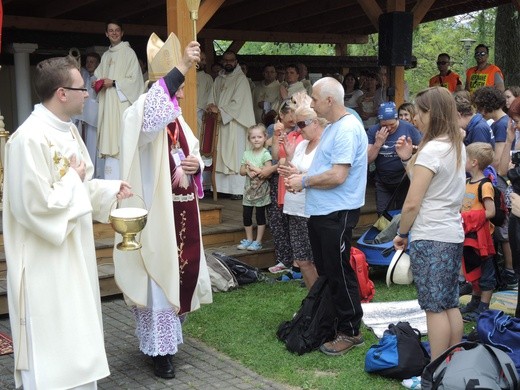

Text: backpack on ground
xmin=205 ymin=250 xmax=239 ymax=292
xmin=479 ymin=165 xmax=509 ymax=227
xmin=211 ymin=252 xmax=263 ymax=286
xmin=276 ymin=276 xmax=337 ymax=355
xmin=421 ymin=341 xmax=519 ymax=390
xmin=477 ymin=309 xmax=520 ymax=375
xmin=365 ymin=321 xmax=430 ymax=379
xmin=350 ymin=247 xmax=376 ymax=302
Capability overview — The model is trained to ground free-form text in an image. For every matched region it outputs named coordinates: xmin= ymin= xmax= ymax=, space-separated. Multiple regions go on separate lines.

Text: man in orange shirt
xmin=465 ymin=44 xmax=504 ymax=93
xmin=429 ymin=53 xmax=463 ymax=93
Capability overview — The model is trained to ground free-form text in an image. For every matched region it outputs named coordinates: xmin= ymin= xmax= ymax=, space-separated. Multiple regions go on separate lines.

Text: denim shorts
xmin=410 ymin=240 xmax=463 ymax=312
xmin=479 ymin=256 xmax=496 ymax=291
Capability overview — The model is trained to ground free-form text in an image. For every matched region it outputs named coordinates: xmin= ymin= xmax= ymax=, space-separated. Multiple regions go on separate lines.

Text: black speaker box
xmin=378 ymin=12 xmax=413 ymax=66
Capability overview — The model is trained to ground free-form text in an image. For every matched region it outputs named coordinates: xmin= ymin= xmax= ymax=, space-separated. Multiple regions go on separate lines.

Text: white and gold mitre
xmin=147 ymin=32 xmax=182 ymax=82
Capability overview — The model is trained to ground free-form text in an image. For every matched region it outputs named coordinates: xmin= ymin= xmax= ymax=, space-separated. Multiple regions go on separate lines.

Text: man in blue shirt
xmin=367 ymin=102 xmax=422 ymax=214
xmin=285 ymin=77 xmax=368 ymax=356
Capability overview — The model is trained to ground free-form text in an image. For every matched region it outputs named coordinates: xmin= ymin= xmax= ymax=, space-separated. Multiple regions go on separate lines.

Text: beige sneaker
xmin=319 ymin=332 xmax=364 ymax=356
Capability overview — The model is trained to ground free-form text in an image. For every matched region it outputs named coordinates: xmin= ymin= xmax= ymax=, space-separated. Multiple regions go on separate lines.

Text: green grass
xmin=183 ymin=267 xmax=438 ymax=389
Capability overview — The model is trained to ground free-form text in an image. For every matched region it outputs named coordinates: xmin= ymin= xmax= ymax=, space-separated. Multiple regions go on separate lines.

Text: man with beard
xmin=465 ymin=44 xmax=504 ymax=93
xmin=206 ymin=50 xmax=255 ymax=199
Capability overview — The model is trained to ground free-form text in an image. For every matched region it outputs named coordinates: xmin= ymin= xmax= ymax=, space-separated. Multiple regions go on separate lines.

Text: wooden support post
xmin=394 ymin=66 xmax=405 ymax=106
xmin=203 ymin=38 xmax=216 ymax=72
xmin=335 ymin=44 xmax=350 ymax=77
xmin=166 ymin=0 xmax=197 ymax=133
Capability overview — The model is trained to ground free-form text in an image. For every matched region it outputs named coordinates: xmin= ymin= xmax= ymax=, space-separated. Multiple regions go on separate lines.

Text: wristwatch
xmin=396 ymin=230 xmax=409 ymax=238
xmin=112 ymin=80 xmax=116 ymax=87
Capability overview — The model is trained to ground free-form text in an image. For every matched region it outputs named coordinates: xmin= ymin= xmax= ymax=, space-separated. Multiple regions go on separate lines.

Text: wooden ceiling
xmin=1 ymin=0 xmax=511 ymax=57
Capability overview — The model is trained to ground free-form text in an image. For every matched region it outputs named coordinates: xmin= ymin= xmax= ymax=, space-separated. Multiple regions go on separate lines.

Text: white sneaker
xmin=237 ymin=239 xmax=253 ymax=250
xmin=401 ymin=376 xmax=421 ymax=389
xmin=268 ymin=262 xmax=288 ymax=274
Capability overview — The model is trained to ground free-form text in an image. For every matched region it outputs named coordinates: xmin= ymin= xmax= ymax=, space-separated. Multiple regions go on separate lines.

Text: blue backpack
xmin=365 ymin=321 xmax=430 ymax=379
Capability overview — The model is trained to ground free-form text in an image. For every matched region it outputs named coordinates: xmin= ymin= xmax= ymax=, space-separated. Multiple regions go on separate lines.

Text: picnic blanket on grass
xmin=361 ymin=299 xmax=427 ymax=338
xmin=459 ymin=289 xmax=517 ymax=315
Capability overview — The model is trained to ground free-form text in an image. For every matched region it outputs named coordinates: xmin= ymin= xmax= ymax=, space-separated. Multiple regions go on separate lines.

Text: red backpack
xmin=350 ymin=247 xmax=376 ymax=303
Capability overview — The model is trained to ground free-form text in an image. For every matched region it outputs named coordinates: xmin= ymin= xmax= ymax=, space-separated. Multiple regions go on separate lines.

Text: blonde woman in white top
xmin=278 ymin=106 xmax=326 ymax=289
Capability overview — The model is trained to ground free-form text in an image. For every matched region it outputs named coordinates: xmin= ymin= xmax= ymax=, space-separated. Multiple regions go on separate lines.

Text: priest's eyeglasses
xmin=61 ymin=86 xmax=88 ymax=92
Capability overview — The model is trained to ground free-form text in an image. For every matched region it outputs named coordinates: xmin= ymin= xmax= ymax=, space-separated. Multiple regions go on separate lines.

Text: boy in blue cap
xmin=367 ymin=102 xmax=422 ymax=214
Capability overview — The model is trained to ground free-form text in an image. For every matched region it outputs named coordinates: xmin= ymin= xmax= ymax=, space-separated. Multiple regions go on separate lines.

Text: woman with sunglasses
xmin=261 ymin=100 xmax=302 ymax=276
xmin=278 ymin=104 xmax=326 ymax=289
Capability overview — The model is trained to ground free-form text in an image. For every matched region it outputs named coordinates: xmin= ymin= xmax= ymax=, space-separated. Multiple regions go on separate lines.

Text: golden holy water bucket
xmin=109 ymin=196 xmax=148 ymax=251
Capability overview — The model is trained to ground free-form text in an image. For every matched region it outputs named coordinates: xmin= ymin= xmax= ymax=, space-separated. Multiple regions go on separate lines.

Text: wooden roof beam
xmin=387 ymin=0 xmax=405 ymax=12
xmin=42 ymin=0 xmax=100 ymax=18
xmin=229 ymin=1 xmax=355 ymax=31
xmin=356 ymin=0 xmax=382 ymax=29
xmin=91 ymin=0 xmax=165 ymax=21
xmin=227 ymin=41 xmax=246 ymax=54
xmin=198 ymin=0 xmax=226 ymax=32
xmin=208 ymin=0 xmax=306 ymax=26
xmin=199 ymin=29 xmax=368 ymax=45
xmin=412 ymin=0 xmax=436 ymax=28
xmin=3 ymin=15 xmax=167 ymax=36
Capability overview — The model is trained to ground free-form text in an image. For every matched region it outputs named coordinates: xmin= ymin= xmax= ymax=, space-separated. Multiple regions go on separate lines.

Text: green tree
xmin=405 ymin=9 xmax=496 ymax=98
xmin=495 ymin=4 xmax=520 ymax=87
xmin=214 ymin=9 xmax=498 ymax=99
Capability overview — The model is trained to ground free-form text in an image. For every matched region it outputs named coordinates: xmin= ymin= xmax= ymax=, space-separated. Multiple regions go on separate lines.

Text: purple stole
xmin=167 ymin=119 xmax=201 ymax=314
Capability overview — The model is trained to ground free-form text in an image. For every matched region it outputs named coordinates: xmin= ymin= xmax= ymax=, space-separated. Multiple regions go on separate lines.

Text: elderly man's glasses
xmin=297 ymin=119 xmax=314 ymax=129
xmin=436 ymin=61 xmax=449 ymax=65
xmin=475 ymin=51 xmax=487 ymax=57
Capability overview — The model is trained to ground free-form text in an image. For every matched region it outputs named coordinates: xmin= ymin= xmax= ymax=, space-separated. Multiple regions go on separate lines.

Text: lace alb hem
xmin=133 ymin=306 xmax=183 ymax=356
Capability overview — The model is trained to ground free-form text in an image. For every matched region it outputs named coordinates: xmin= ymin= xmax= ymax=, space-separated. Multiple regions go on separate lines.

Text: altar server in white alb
xmin=3 ymin=56 xmax=132 ymax=389
xmin=95 ymin=19 xmax=144 ymax=179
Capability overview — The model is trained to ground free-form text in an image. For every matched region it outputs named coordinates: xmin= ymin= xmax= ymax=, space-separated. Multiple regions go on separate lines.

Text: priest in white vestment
xmin=94 ymin=21 xmax=144 ymax=180
xmin=114 ymin=34 xmax=212 ymax=379
xmin=4 ymin=56 xmax=132 ymax=389
xmin=207 ymin=50 xmax=256 ymax=198
xmin=252 ymin=64 xmax=280 ymax=125
xmin=74 ymin=52 xmax=104 ymax=178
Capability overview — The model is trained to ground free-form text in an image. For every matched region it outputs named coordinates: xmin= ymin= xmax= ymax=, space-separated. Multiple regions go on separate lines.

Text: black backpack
xmin=210 ymin=252 xmax=262 ymax=286
xmin=476 ymin=173 xmax=508 ymax=227
xmin=276 ymin=276 xmax=337 ymax=355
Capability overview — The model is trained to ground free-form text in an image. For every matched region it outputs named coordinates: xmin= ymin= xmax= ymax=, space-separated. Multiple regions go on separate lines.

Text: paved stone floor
xmin=0 ymin=297 xmax=290 ymax=389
